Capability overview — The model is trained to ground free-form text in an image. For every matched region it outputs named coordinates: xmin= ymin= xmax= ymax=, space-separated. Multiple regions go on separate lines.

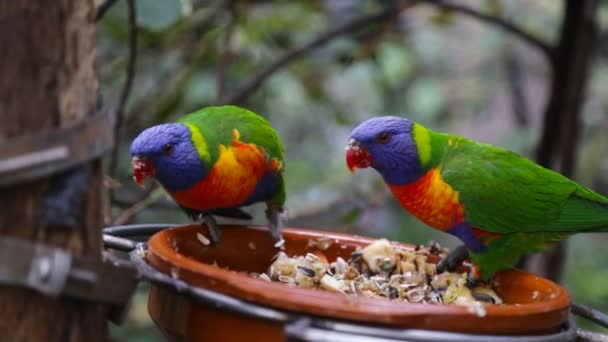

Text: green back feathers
xmin=178 ymin=105 xmax=285 ymax=168
xmin=550 ymin=188 xmax=608 ymax=231
xmin=416 ymin=122 xmax=608 ymax=234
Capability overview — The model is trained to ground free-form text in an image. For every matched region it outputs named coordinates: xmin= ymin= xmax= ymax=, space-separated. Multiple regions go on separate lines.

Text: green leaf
xmin=340 ymin=208 xmax=362 ymax=225
xmin=486 ymin=0 xmax=504 ymax=17
xmin=377 ymin=42 xmax=412 ymax=88
xmin=136 ymin=0 xmax=183 ymax=31
xmin=184 ymin=72 xmax=216 ymax=107
xmin=429 ymin=9 xmax=455 ymax=27
xmin=406 ymin=78 xmax=445 ymax=117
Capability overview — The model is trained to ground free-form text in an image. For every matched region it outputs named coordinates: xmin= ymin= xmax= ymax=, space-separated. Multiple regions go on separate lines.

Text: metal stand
xmin=102 ymin=224 xmax=608 ymax=342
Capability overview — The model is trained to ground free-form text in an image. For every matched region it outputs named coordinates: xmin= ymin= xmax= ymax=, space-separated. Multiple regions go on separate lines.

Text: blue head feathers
xmin=348 ymin=116 xmax=422 ymax=185
xmin=130 ymin=123 xmax=205 ymax=192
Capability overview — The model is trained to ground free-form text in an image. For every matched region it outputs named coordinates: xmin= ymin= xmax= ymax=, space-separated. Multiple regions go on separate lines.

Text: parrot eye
xmin=162 ymin=143 xmax=174 ymax=156
xmin=377 ymin=132 xmax=391 ymax=144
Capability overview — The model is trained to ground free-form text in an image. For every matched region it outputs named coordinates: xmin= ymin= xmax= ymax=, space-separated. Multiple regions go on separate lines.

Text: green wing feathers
xmin=178 ymin=105 xmax=285 ymax=166
xmin=549 ymin=189 xmax=608 ymax=232
xmin=438 ymin=135 xmax=608 ymax=234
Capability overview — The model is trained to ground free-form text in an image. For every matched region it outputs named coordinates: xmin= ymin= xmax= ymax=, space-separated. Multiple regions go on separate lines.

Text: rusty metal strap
xmin=0 ymin=109 xmax=114 ymax=187
xmin=0 ymin=236 xmax=138 ymax=308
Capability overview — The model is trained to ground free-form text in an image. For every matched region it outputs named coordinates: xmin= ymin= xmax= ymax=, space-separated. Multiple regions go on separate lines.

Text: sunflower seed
xmin=297 ymin=266 xmax=315 ymax=277
xmin=274 ymin=238 xmax=285 ymax=249
xmin=196 ymin=233 xmax=210 ymax=246
xmin=389 ymin=286 xmax=399 ymax=299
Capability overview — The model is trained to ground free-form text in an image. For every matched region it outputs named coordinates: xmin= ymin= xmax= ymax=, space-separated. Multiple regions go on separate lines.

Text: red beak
xmin=132 ymin=156 xmax=155 ymax=187
xmin=345 ymin=138 xmax=372 ymax=173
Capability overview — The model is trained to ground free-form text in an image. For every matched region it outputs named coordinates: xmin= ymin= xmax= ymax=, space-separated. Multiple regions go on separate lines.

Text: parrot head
xmin=346 ymin=116 xmax=422 ymax=185
xmin=130 ymin=123 xmax=205 ymax=192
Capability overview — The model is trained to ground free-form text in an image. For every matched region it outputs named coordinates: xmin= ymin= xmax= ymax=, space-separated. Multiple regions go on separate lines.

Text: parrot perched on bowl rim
xmin=130 ymin=105 xmax=286 ymax=244
xmin=345 ymin=116 xmax=608 ymax=280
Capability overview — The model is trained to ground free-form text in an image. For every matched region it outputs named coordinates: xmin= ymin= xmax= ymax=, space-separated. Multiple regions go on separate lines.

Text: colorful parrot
xmin=130 ymin=105 xmax=285 ymax=244
xmin=345 ymin=116 xmax=608 ymax=280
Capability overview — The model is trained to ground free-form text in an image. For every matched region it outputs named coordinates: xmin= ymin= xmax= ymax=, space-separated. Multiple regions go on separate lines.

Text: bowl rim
xmin=146 ymin=224 xmax=571 ymax=333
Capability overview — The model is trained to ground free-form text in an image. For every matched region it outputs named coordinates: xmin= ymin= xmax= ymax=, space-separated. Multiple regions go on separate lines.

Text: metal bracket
xmin=284 ymin=317 xmax=579 ymax=342
xmin=0 ymin=108 xmax=114 ymax=187
xmin=0 ymin=236 xmax=73 ymax=295
xmin=0 ymin=236 xmax=138 ymax=322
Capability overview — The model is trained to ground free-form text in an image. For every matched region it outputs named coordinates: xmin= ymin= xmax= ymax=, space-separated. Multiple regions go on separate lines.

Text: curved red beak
xmin=132 ymin=156 xmax=155 ymax=187
xmin=345 ymin=138 xmax=372 ymax=173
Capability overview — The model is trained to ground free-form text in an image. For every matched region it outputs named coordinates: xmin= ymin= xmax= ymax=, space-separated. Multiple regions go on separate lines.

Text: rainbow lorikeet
xmin=345 ymin=116 xmax=608 ymax=280
xmin=130 ymin=105 xmax=285 ymax=244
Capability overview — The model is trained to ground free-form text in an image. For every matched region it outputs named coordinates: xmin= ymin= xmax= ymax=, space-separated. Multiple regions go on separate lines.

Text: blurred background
xmin=96 ymin=0 xmax=608 ymax=340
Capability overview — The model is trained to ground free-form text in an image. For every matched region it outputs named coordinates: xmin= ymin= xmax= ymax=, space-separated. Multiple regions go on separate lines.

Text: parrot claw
xmin=466 ymin=276 xmax=479 ymax=289
xmin=436 ymin=244 xmax=469 ymax=273
xmin=198 ymin=213 xmax=222 ymax=245
xmin=265 ymin=206 xmax=284 ymax=243
xmin=471 ymin=290 xmax=495 ymax=303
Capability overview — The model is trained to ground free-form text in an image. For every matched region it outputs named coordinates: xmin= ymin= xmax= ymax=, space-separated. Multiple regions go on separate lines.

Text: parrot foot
xmin=436 ymin=244 xmax=469 ymax=273
xmin=465 ymin=263 xmax=482 ymax=289
xmin=471 ymin=290 xmax=496 ymax=304
xmin=466 ymin=276 xmax=479 ymax=289
xmin=265 ymin=206 xmax=284 ymax=243
xmin=197 ymin=213 xmax=222 ymax=245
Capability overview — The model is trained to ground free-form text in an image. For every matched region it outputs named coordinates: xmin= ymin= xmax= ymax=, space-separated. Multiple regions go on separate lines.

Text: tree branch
xmin=217 ymin=1 xmax=238 ymax=102
xmin=502 ymin=45 xmax=529 ymax=127
xmin=95 ymin=0 xmax=119 ymax=22
xmin=419 ymin=0 xmax=554 ymax=62
xmin=223 ymin=3 xmax=412 ymax=105
xmin=108 ymin=0 xmax=137 ymax=190
xmin=286 ymin=190 xmax=391 ymax=229
xmin=358 ymin=9 xmax=400 ymax=60
xmin=113 ymin=186 xmax=163 ymax=225
xmin=122 ymin=4 xmax=224 ymax=132
xmin=112 ymin=192 xmax=175 ymax=210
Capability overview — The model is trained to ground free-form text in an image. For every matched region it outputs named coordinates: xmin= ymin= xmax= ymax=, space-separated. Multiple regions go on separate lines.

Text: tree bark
xmin=519 ymin=0 xmax=599 ymax=282
xmin=0 ymin=1 xmax=107 ymax=341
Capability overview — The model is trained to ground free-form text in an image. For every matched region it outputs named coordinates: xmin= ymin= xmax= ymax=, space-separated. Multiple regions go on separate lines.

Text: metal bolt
xmin=136 ymin=243 xmax=146 ymax=258
xmin=37 ymin=257 xmax=52 ymax=282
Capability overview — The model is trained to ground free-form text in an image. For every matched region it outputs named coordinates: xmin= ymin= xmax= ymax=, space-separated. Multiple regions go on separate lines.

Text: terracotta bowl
xmin=146 ymin=225 xmax=570 ymax=340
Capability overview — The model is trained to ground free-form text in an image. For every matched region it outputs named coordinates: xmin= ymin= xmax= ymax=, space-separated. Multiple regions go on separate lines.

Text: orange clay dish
xmin=146 ymin=224 xmax=570 ymax=335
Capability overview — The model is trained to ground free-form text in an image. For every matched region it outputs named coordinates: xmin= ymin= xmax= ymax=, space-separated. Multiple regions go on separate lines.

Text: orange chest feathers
xmin=388 ymin=168 xmax=464 ymax=230
xmin=171 ymin=130 xmax=282 ymax=211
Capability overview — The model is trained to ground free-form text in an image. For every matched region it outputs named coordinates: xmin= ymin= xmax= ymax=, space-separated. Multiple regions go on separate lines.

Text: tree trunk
xmin=0 ymin=1 xmax=107 ymax=341
xmin=519 ymin=0 xmax=599 ymax=282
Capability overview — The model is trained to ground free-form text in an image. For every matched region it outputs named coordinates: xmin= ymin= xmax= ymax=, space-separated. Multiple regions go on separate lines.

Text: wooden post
xmin=0 ymin=1 xmax=107 ymax=341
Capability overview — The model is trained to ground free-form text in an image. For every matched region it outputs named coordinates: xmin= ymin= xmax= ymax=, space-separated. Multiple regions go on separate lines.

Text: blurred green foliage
xmin=97 ymin=0 xmax=608 ymax=339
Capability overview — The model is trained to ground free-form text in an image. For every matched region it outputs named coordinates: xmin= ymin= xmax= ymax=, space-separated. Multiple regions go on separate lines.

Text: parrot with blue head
xmin=346 ymin=116 xmax=608 ymax=280
xmin=130 ymin=105 xmax=285 ymax=244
